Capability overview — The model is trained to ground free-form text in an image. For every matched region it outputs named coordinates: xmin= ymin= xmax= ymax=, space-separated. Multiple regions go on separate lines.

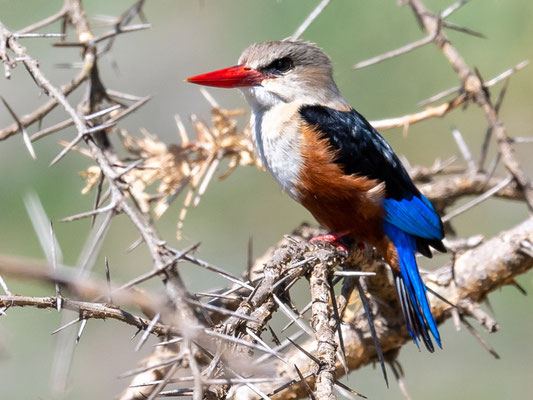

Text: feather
xmin=384 ymin=221 xmax=441 ymax=350
xmin=299 ymin=104 xmax=446 ymax=253
xmin=383 ymin=195 xmax=443 ymax=240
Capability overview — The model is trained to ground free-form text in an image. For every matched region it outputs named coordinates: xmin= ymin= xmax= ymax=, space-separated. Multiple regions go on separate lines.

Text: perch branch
xmin=232 ymin=217 xmax=533 ymax=400
xmin=309 ymin=260 xmax=338 ymax=400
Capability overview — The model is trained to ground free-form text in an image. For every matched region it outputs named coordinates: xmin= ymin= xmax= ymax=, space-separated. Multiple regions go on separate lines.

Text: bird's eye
xmin=268 ymin=57 xmax=294 ymax=74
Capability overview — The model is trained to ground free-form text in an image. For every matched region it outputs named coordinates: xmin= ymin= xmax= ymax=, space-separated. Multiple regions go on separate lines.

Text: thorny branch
xmin=408 ymin=0 xmax=533 ymax=210
xmin=309 ymin=259 xmax=338 ymax=400
xmin=357 ymin=0 xmax=533 ymax=209
xmin=0 ymin=295 xmax=171 ymax=335
xmin=0 ymin=1 xmax=532 ymax=399
xmin=232 ymin=218 xmax=533 ymax=400
xmin=368 ymin=58 xmax=528 ymax=132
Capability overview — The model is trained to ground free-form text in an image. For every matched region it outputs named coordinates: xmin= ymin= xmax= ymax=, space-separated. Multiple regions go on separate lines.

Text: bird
xmin=186 ymin=40 xmax=446 ymax=352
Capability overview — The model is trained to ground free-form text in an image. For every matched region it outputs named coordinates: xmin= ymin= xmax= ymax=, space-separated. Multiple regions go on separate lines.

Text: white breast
xmin=249 ymin=102 xmax=303 ymax=201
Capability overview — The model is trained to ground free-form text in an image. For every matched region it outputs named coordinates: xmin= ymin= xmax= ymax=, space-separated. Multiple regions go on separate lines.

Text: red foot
xmin=310 ymin=231 xmax=351 ymax=252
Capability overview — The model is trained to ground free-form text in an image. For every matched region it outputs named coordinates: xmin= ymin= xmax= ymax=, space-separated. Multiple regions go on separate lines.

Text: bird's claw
xmin=309 ymin=231 xmax=350 ymax=253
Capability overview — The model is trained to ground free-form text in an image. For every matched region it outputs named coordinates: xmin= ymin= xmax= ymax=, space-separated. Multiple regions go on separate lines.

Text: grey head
xmin=238 ymin=40 xmax=350 ymax=111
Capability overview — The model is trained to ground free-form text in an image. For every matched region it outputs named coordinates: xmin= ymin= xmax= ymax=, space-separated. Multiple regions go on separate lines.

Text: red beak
xmin=186 ymin=64 xmax=264 ymax=88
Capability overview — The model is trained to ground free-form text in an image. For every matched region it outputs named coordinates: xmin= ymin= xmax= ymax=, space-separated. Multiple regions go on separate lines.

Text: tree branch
xmin=232 ymin=217 xmax=533 ymax=400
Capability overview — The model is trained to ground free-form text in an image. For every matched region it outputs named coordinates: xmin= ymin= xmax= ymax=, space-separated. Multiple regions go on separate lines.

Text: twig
xmin=16 ymin=33 xmax=66 ymax=38
xmin=60 ymin=203 xmax=116 ymax=223
xmin=353 ymin=30 xmax=438 ymax=69
xmin=370 ymin=94 xmax=465 ymax=131
xmin=0 ymin=275 xmax=11 ymax=296
xmin=290 ymin=0 xmax=330 ymax=41
xmin=478 ymin=78 xmax=510 ymax=171
xmin=294 ymin=364 xmax=317 ymax=400
xmin=0 ymin=96 xmax=36 ymax=158
xmin=0 ymin=24 xmax=95 ymax=140
xmin=50 ymin=222 xmax=62 ymax=311
xmin=75 ymin=319 xmax=87 ymax=344
xmin=460 ymin=317 xmax=500 ymax=359
xmin=419 ymin=172 xmax=523 ymax=210
xmin=356 ymin=279 xmax=387 ymax=386
xmin=371 ymin=60 xmax=528 ymax=130
xmin=17 ymin=5 xmax=68 ymax=35
xmin=30 ymin=118 xmax=74 ymax=142
xmin=309 ymin=260 xmax=337 ymax=400
xmin=418 ymin=60 xmax=528 ymax=107
xmin=440 ymin=0 xmax=470 ymax=20
xmin=328 ymin=283 xmax=348 ymax=375
xmin=442 ymin=175 xmax=513 ymax=222
xmin=407 ymin=0 xmax=533 ymax=210
xmin=91 ymin=23 xmax=151 ymax=44
xmin=451 ymin=126 xmax=475 ymax=171
xmin=0 ymin=295 xmax=170 ymax=335
xmin=135 ymin=313 xmax=160 ymax=351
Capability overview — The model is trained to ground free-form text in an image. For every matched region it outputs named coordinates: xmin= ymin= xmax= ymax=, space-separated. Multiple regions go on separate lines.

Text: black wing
xmin=299 ymin=104 xmax=445 ymax=254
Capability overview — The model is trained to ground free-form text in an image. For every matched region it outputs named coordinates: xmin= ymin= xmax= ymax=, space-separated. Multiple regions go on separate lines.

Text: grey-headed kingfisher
xmin=187 ymin=40 xmax=446 ymax=351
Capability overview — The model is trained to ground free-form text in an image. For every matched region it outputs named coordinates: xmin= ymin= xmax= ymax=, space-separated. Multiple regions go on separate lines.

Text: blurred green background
xmin=0 ymin=0 xmax=532 ymax=399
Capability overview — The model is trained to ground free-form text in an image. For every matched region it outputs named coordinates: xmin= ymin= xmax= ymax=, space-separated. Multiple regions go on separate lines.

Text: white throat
xmin=240 ymin=83 xmax=350 ymax=202
xmin=243 ymin=90 xmax=304 ymax=201
xmin=241 ymin=86 xmax=284 ymax=112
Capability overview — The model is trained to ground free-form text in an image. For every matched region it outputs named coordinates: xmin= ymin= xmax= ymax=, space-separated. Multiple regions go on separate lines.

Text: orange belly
xmin=300 ymin=191 xmax=384 ymax=243
xmin=295 ymin=123 xmax=398 ymax=267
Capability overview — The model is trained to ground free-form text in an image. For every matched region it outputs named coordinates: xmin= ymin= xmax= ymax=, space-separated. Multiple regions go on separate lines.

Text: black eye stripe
xmin=264 ymin=57 xmax=294 ymax=74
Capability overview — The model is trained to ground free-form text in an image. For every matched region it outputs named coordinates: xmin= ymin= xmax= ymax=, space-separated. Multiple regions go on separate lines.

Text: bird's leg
xmin=310 ymin=230 xmax=351 ymax=252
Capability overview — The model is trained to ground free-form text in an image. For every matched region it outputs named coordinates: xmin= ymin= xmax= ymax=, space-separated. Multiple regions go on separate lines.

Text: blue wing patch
xmin=383 ymin=194 xmax=443 ymax=240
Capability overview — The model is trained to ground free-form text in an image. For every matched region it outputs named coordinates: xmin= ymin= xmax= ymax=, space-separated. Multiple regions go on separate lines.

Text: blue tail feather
xmin=383 ymin=194 xmax=442 ymax=239
xmin=383 ymin=221 xmax=441 ymax=350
